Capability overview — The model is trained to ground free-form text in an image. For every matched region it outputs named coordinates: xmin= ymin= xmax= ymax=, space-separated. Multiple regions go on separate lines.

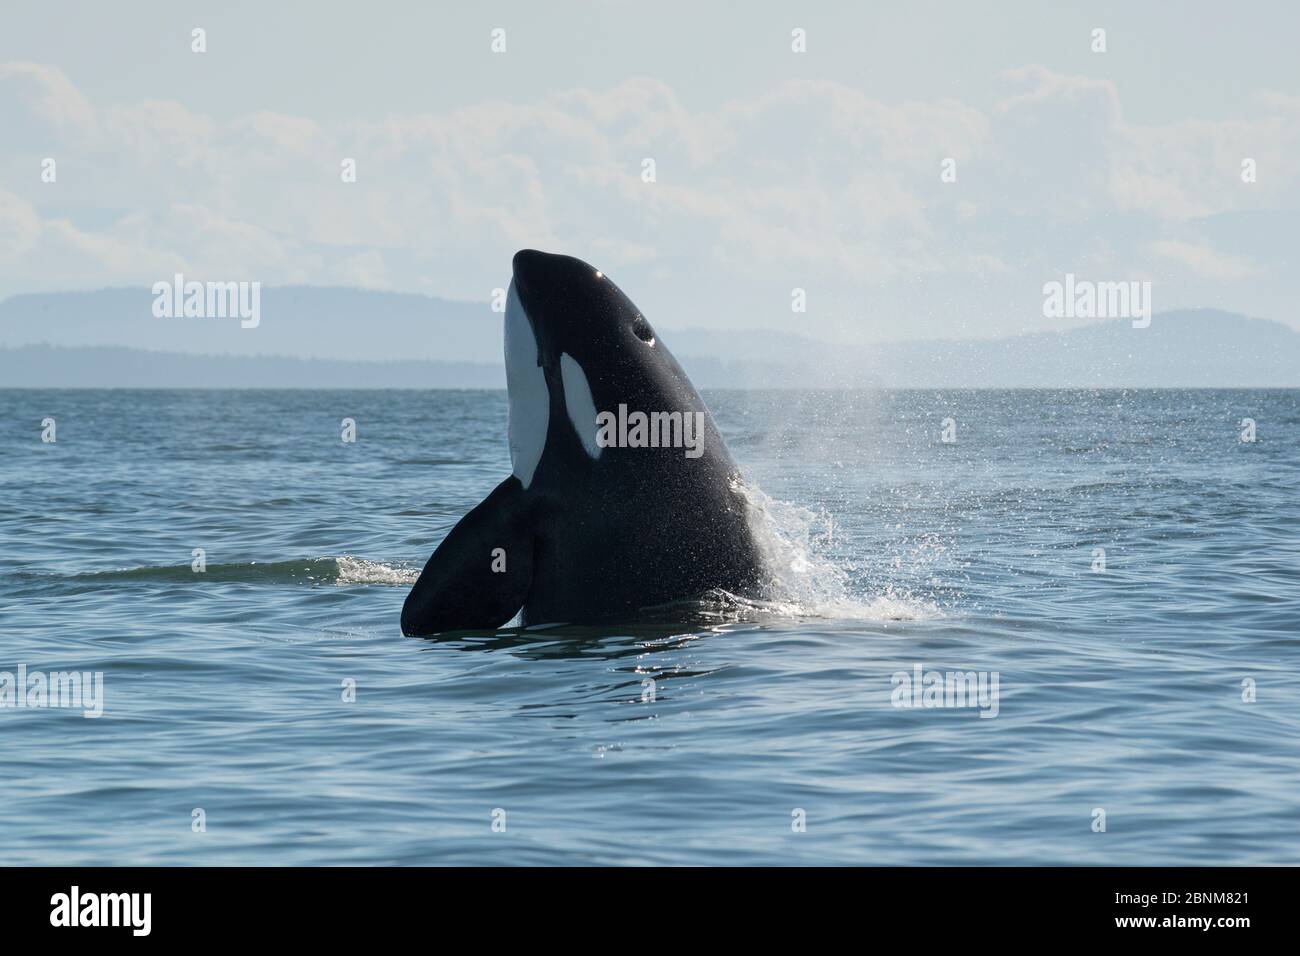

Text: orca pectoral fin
xmin=400 ymin=476 xmax=534 ymax=636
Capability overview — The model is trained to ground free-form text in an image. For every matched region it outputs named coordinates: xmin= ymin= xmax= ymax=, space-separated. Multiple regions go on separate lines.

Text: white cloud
xmin=1146 ymin=239 xmax=1263 ymax=280
xmin=336 ymin=250 xmax=390 ymax=289
xmin=0 ymin=61 xmax=96 ymax=137
xmin=0 ymin=189 xmax=42 ymax=258
xmin=0 ymin=61 xmax=1294 ymax=333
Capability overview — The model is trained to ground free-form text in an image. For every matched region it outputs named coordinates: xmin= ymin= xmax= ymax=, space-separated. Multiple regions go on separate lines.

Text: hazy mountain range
xmin=0 ymin=287 xmax=1296 ymax=388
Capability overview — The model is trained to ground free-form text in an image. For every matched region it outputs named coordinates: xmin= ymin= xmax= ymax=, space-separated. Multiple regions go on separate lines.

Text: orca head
xmin=511 ymin=249 xmax=659 ymax=359
xmin=505 ymin=249 xmax=697 ymax=489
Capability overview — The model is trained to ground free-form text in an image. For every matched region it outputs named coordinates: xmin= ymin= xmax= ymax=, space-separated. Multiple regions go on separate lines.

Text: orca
xmin=400 ymin=250 xmax=767 ymax=635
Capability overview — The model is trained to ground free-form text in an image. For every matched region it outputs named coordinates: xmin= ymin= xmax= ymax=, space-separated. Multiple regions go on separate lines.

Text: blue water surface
xmin=0 ymin=388 xmax=1296 ymax=864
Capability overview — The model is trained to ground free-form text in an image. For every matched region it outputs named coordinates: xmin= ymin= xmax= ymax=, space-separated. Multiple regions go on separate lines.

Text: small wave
xmin=47 ymin=556 xmax=417 ymax=587
xmin=334 ymin=556 xmax=419 ymax=586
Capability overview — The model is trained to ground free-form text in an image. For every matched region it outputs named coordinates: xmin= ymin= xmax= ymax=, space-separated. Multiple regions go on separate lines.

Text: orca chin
xmin=400 ymin=250 xmax=768 ymax=636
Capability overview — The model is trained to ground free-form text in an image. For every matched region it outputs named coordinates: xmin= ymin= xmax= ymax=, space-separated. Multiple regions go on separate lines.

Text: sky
xmin=1 ymin=0 xmax=1297 ymax=348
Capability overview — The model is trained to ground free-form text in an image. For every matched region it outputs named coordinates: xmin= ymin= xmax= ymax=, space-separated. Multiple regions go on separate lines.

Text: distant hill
xmin=0 ymin=344 xmax=503 ymax=388
xmin=774 ymin=309 xmax=1300 ymax=389
xmin=0 ymin=284 xmax=1296 ymax=387
xmin=0 ymin=286 xmax=502 ymax=363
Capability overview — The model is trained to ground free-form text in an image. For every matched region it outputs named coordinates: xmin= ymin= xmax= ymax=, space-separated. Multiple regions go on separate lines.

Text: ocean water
xmin=0 ymin=388 xmax=1297 ymax=866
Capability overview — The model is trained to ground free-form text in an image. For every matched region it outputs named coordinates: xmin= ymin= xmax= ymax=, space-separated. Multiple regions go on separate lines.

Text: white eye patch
xmin=504 ymin=281 xmax=549 ymax=488
xmin=560 ymin=352 xmax=602 ymax=460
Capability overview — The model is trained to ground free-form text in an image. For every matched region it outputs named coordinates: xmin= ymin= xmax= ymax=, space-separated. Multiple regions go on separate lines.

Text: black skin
xmin=400 ymin=250 xmax=766 ymax=636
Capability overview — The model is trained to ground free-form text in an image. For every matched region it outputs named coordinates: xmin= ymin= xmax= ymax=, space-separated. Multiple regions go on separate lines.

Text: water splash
xmin=733 ymin=478 xmax=940 ymax=621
